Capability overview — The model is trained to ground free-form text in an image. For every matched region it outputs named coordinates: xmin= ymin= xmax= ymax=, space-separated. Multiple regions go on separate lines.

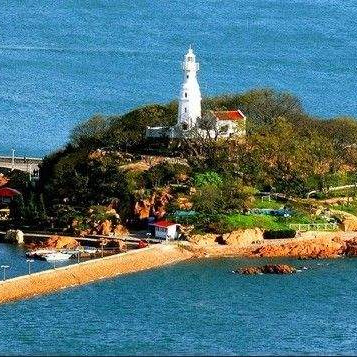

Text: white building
xmin=201 ymin=110 xmax=247 ymax=139
xmin=146 ymin=47 xmax=246 ymax=140
xmin=177 ymin=46 xmax=202 ymax=131
xmin=148 ymin=220 xmax=179 ymax=240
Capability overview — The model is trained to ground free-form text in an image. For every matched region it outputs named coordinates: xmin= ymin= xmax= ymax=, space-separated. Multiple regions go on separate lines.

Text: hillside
xmin=4 ymin=88 xmax=357 ymax=235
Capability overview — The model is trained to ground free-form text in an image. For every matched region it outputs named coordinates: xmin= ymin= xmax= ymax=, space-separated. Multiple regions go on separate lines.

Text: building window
xmin=184 ymin=92 xmax=187 ymax=98
xmin=186 ymin=74 xmax=189 ymax=79
xmin=184 ymin=107 xmax=187 ymax=113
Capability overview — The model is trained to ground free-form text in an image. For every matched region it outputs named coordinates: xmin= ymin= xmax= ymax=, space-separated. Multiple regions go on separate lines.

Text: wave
xmin=0 ymin=44 xmax=161 ymax=56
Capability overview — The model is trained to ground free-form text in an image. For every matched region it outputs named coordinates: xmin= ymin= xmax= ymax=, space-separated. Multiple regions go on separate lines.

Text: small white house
xmin=148 ymin=220 xmax=179 ymax=240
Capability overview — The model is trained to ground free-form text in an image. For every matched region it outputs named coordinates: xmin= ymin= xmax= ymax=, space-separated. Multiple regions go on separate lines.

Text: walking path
xmin=0 ymin=244 xmax=193 ymax=305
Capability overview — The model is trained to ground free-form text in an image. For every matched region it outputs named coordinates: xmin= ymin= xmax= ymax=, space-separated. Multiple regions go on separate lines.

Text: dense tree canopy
xmin=34 ymin=88 xmax=357 ymax=230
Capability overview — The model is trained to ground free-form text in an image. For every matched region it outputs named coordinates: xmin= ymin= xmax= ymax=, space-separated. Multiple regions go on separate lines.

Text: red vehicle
xmin=138 ymin=240 xmax=148 ymax=249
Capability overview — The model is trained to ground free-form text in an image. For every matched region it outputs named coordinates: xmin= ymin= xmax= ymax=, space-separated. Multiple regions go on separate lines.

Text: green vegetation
xmin=226 ymin=214 xmax=289 ymax=230
xmin=253 ymin=199 xmax=283 ymax=210
xmin=334 ymin=203 xmax=357 ymax=216
xmin=4 ymin=88 xmax=357 ymax=234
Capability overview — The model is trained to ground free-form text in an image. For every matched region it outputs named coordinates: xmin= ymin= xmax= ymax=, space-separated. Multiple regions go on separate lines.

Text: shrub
xmin=263 ymin=229 xmax=296 ymax=239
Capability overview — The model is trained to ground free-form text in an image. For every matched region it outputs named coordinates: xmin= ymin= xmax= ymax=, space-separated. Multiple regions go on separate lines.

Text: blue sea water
xmin=0 ymin=243 xmax=76 ymax=278
xmin=2 ymin=1 xmax=357 ymax=354
xmin=0 ymin=0 xmax=356 ymax=157
xmin=2 ymin=248 xmax=357 ymax=355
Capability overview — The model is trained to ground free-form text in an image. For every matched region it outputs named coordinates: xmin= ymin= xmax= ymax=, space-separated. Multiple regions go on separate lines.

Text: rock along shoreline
xmin=2 ymin=231 xmax=357 ymax=305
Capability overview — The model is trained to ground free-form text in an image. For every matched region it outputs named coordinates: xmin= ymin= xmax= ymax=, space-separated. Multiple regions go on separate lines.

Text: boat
xmin=42 ymin=252 xmax=73 ymax=261
xmin=26 ymin=249 xmax=74 ymax=261
xmin=26 ymin=249 xmax=56 ymax=260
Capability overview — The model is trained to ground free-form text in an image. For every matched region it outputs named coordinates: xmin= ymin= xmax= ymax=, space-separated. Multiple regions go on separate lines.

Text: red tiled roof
xmin=0 ymin=187 xmax=21 ymax=198
xmin=150 ymin=220 xmax=176 ymax=228
xmin=211 ymin=110 xmax=246 ymax=121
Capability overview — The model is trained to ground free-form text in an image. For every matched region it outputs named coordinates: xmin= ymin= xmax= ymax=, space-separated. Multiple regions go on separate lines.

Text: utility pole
xmin=28 ymin=163 xmax=33 ymax=181
xmin=27 ymin=259 xmax=34 ymax=274
xmin=1 ymin=265 xmax=10 ymax=280
xmin=11 ymin=149 xmax=15 ymax=171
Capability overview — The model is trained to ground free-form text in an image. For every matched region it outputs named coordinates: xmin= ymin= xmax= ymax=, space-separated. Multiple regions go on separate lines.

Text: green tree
xmin=194 ymin=171 xmax=223 ymax=187
xmin=70 ymin=115 xmax=109 ymax=149
xmin=9 ymin=194 xmax=25 ymax=223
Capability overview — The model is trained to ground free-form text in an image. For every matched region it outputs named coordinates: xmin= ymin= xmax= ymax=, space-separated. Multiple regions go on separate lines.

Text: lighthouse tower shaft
xmin=177 ymin=47 xmax=202 ymax=130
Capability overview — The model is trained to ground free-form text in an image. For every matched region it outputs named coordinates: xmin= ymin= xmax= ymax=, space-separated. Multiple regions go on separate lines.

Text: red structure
xmin=0 ymin=187 xmax=21 ymax=203
xmin=211 ymin=110 xmax=246 ymax=121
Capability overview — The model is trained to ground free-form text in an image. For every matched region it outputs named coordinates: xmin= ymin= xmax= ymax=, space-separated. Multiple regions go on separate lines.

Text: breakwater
xmin=0 ymin=244 xmax=193 ymax=305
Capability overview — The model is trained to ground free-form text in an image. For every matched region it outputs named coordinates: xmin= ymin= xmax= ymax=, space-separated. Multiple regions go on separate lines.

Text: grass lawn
xmin=252 ymin=198 xmax=284 ymax=210
xmin=225 ymin=210 xmax=323 ymax=231
xmin=225 ymin=214 xmax=289 ymax=230
xmin=334 ymin=203 xmax=357 ymax=216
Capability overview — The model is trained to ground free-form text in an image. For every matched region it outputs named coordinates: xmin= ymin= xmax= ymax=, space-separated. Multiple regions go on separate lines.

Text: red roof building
xmin=203 ymin=109 xmax=247 ymax=138
xmin=148 ymin=220 xmax=179 ymax=240
xmin=211 ymin=110 xmax=246 ymax=121
xmin=0 ymin=187 xmax=21 ymax=204
xmin=0 ymin=187 xmax=21 ymax=198
xmin=150 ymin=220 xmax=176 ymax=228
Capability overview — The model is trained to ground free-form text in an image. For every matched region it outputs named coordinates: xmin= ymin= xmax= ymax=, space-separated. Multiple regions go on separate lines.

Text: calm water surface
xmin=1 ymin=1 xmax=357 ymax=354
xmin=1 ymin=246 xmax=357 ymax=355
xmin=0 ymin=0 xmax=356 ymax=156
xmin=0 ymin=243 xmax=75 ymax=278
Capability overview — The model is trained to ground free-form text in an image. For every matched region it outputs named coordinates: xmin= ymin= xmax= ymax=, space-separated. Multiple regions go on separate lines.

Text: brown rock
xmin=41 ymin=235 xmax=80 ymax=250
xmin=188 ymin=233 xmax=220 ymax=246
xmin=176 ymin=197 xmax=193 ymax=210
xmin=134 ymin=201 xmax=151 ymax=219
xmin=238 ymin=266 xmax=262 ymax=275
xmin=0 ymin=174 xmax=9 ymax=187
xmin=113 ymin=224 xmax=129 ymax=237
xmin=99 ymin=220 xmax=112 ymax=236
xmin=134 ymin=187 xmax=173 ymax=220
xmin=254 ymin=237 xmax=343 ymax=258
xmin=238 ymin=264 xmax=296 ymax=275
xmin=222 ymin=228 xmax=264 ymax=246
xmin=261 ymin=264 xmax=296 ymax=274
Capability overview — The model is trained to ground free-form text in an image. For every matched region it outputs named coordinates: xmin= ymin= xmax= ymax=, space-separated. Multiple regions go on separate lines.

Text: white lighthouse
xmin=145 ymin=46 xmax=247 ymax=141
xmin=177 ymin=46 xmax=202 ymax=130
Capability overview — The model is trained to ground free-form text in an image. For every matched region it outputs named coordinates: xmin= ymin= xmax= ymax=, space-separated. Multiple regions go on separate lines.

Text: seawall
xmin=0 ymin=244 xmax=193 ymax=305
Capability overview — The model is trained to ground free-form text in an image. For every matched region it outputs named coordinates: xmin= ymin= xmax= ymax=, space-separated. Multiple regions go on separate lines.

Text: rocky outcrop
xmin=0 ymin=174 xmax=9 ymax=188
xmin=93 ymin=220 xmax=129 ymax=237
xmin=176 ymin=197 xmax=193 ymax=210
xmin=237 ymin=264 xmax=296 ymax=275
xmin=254 ymin=237 xmax=343 ymax=259
xmin=134 ymin=188 xmax=173 ymax=220
xmin=189 ymin=233 xmax=219 ymax=246
xmin=4 ymin=230 xmax=24 ymax=244
xmin=330 ymin=210 xmax=357 ymax=231
xmin=113 ymin=224 xmax=129 ymax=237
xmin=99 ymin=219 xmax=112 ymax=236
xmin=188 ymin=229 xmax=264 ymax=247
xmin=222 ymin=228 xmax=264 ymax=246
xmin=28 ymin=235 xmax=79 ymax=250
xmin=340 ymin=216 xmax=357 ymax=232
